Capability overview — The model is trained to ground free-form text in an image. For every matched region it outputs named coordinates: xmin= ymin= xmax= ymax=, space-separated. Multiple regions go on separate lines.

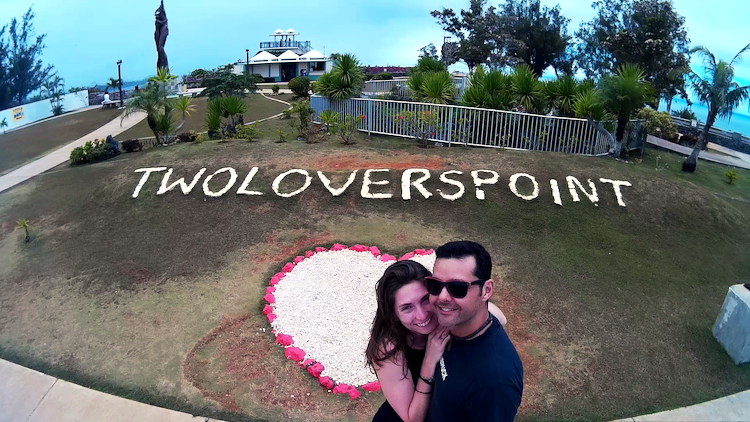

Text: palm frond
xmin=729 ymin=42 xmax=750 ymax=67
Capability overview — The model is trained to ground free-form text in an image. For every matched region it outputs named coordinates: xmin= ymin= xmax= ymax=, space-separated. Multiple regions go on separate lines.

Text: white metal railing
xmin=363 ymin=77 xmax=469 ymax=99
xmin=311 ymin=95 xmax=614 ymax=156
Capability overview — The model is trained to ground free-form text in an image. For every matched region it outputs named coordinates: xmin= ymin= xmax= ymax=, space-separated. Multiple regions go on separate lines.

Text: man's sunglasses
xmin=424 ymin=276 xmax=487 ymax=299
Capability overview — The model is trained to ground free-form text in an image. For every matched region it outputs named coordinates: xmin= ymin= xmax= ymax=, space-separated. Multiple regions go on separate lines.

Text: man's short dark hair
xmin=435 ymin=241 xmax=492 ymax=280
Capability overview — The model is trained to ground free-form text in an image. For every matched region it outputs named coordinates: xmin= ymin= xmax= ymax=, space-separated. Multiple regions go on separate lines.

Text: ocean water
xmin=659 ymin=98 xmax=750 ymax=136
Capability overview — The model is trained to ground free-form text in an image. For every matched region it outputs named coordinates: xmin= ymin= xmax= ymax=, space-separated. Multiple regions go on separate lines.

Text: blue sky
xmin=1 ymin=0 xmax=749 ymax=89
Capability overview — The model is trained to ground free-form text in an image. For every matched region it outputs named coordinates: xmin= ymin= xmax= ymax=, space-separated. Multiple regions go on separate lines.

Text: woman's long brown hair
xmin=365 ymin=260 xmax=431 ymax=372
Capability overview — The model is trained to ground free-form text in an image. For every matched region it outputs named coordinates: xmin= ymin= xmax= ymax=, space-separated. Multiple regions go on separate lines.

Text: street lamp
xmin=116 ymin=60 xmax=124 ymax=108
xmin=246 ymin=49 xmax=250 ymax=74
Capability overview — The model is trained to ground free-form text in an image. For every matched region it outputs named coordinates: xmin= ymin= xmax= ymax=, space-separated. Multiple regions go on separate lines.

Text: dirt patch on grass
xmin=314 ymin=152 xmax=449 ymax=170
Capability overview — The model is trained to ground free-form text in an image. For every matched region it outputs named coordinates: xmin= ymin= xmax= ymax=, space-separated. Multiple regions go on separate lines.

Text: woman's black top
xmin=372 ymin=346 xmax=426 ymax=422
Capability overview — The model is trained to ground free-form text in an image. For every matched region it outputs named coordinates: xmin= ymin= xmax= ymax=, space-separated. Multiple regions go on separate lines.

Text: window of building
xmin=312 ymin=61 xmax=326 ymax=71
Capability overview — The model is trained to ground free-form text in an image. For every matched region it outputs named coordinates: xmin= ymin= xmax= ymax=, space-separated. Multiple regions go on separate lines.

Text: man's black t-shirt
xmin=426 ymin=315 xmax=523 ymax=422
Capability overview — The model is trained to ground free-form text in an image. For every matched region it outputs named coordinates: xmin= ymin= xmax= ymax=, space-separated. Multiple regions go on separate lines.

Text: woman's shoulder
xmin=373 ymin=340 xmax=406 ymax=370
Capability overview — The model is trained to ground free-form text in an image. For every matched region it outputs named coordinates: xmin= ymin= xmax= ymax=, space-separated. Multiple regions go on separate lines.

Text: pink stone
xmin=414 ymin=248 xmax=427 ymax=255
xmin=294 ymin=256 xmax=304 ymax=264
xmin=319 ymin=376 xmax=334 ymax=389
xmin=369 ymin=246 xmax=381 ymax=257
xmin=266 ymin=287 xmax=276 ymax=294
xmin=270 ymin=276 xmax=280 ymax=286
xmin=305 ymin=250 xmax=314 ymax=258
xmin=307 ymin=362 xmax=324 ymax=378
xmin=315 ymin=247 xmax=327 ymax=253
xmin=276 ymin=334 xmax=294 ymax=346
xmin=380 ymin=254 xmax=397 ymax=262
xmin=426 ymin=249 xmax=434 ymax=255
xmin=399 ymin=252 xmax=416 ymax=260
xmin=348 ymin=389 xmax=361 ymax=399
xmin=267 ymin=314 xmax=277 ymax=323
xmin=282 ymin=263 xmax=295 ymax=273
xmin=285 ymin=347 xmax=305 ymax=362
xmin=262 ymin=305 xmax=274 ymax=315
xmin=274 ymin=272 xmax=286 ymax=279
xmin=302 ymin=359 xmax=314 ymax=367
xmin=362 ymin=381 xmax=381 ymax=392
xmin=332 ymin=384 xmax=352 ymax=394
xmin=349 ymin=244 xmax=368 ymax=252
xmin=263 ymin=294 xmax=275 ymax=304
xmin=331 ymin=243 xmax=346 ymax=251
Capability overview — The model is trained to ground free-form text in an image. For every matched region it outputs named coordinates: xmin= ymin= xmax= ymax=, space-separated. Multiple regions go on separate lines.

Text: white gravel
xmin=271 ymin=249 xmax=436 ymax=386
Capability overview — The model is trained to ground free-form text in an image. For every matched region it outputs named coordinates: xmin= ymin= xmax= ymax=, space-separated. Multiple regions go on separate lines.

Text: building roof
xmin=286 ymin=28 xmax=298 ymax=35
xmin=278 ymin=50 xmax=300 ymax=60
xmin=250 ymin=51 xmax=277 ymax=62
xmin=300 ymin=50 xmax=325 ymax=60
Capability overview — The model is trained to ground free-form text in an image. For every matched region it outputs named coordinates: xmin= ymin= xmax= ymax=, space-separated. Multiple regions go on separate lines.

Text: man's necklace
xmin=440 ymin=314 xmax=494 ymax=381
xmin=450 ymin=313 xmax=493 ymax=341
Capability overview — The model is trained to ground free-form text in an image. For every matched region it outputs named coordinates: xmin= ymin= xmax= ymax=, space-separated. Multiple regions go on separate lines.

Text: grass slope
xmin=0 ymin=121 xmax=749 ymax=421
xmin=0 ymin=107 xmax=122 ymax=175
xmin=117 ymin=94 xmax=293 ymax=140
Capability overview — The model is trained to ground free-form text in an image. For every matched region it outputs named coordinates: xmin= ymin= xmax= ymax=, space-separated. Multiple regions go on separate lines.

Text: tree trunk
xmin=146 ymin=114 xmax=162 ymax=145
xmin=666 ymin=96 xmax=673 ymax=113
xmin=613 ymin=118 xmax=628 ymax=158
xmin=682 ymin=113 xmax=716 ymax=172
xmin=24 ymin=228 xmax=29 ymax=242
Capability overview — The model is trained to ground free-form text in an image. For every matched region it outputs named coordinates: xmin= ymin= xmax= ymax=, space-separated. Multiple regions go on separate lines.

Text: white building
xmin=233 ymin=29 xmax=332 ymax=82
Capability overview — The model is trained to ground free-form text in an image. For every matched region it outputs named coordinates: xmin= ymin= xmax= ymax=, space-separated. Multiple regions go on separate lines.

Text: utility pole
xmin=117 ymin=60 xmax=124 ymax=108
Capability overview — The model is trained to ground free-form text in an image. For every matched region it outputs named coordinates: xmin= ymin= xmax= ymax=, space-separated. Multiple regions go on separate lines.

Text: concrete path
xmin=613 ymin=389 xmax=750 ymax=421
xmin=0 ymin=359 xmax=222 ymax=422
xmin=0 ymin=110 xmax=146 ymax=194
xmin=647 ymin=135 xmax=750 ymax=170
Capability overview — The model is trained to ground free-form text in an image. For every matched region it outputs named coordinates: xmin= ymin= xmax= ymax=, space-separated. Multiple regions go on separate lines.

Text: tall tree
xmin=0 ymin=6 xmax=54 ymax=109
xmin=431 ymin=0 xmax=498 ymax=72
xmin=494 ymin=0 xmax=572 ymax=77
xmin=573 ymin=0 xmax=689 ymax=105
xmin=682 ymin=44 xmax=750 ymax=172
xmin=419 ymin=43 xmax=439 ymax=59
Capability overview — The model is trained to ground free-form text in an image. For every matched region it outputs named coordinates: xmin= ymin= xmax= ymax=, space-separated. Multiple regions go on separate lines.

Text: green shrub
xmin=289 ymin=100 xmax=315 ymax=141
xmin=249 ymin=73 xmax=265 ymax=84
xmin=195 ymin=133 xmax=208 ymax=143
xmin=373 ymin=72 xmax=393 ymax=80
xmin=70 ymin=138 xmax=120 ymax=165
xmin=331 ymin=113 xmax=365 ymax=145
xmin=725 ymin=169 xmax=739 ymax=184
xmin=237 ymin=123 xmax=261 ymax=142
xmin=277 ymin=129 xmax=287 ymax=143
xmin=635 ymin=108 xmax=678 ymax=141
xmin=319 ymin=109 xmax=337 ymax=132
xmin=121 ymin=139 xmax=142 ymax=152
xmin=672 ymin=107 xmax=697 ymax=121
xmin=396 ymin=110 xmax=440 ymax=148
xmin=271 ymin=84 xmax=280 ymax=95
xmin=288 ymin=77 xmax=311 ymax=98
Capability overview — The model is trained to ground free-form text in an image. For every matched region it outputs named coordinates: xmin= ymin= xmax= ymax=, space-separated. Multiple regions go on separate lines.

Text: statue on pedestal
xmin=154 ymin=0 xmax=169 ymax=71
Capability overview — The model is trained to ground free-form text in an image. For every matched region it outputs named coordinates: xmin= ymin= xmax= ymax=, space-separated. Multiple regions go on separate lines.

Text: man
xmin=425 ymin=240 xmax=523 ymax=421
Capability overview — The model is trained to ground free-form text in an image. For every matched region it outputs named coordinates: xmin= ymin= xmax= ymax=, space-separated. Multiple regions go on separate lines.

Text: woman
xmin=366 ymin=260 xmax=506 ymax=422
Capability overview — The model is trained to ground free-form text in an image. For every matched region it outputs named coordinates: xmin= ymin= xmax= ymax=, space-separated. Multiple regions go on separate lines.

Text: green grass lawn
xmin=0 ymin=122 xmax=749 ymax=422
xmin=117 ymin=94 xmax=293 ymax=140
xmin=0 ymin=107 xmax=122 ymax=175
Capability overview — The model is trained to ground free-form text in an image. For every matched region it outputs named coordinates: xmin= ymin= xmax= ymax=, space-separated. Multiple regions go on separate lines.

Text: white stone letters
xmin=132 ymin=167 xmax=168 ymax=198
xmin=437 ymin=171 xmax=465 ymax=201
xmin=471 ymin=170 xmax=499 ymax=200
xmin=157 ymin=168 xmax=207 ymax=196
xmin=318 ymin=170 xmax=358 ymax=197
xmin=566 ymin=176 xmax=599 ymax=206
xmin=508 ymin=173 xmax=539 ymax=201
xmin=272 ymin=169 xmax=313 ymax=198
xmin=361 ymin=169 xmax=393 ymax=199
xmin=550 ymin=179 xmax=563 ymax=206
xmin=203 ymin=167 xmax=239 ymax=197
xmin=401 ymin=169 xmax=432 ymax=200
xmin=599 ymin=178 xmax=633 ymax=207
xmin=237 ymin=167 xmax=263 ymax=196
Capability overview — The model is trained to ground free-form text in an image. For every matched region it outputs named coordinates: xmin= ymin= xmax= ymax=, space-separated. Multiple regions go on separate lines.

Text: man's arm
xmin=467 ymin=382 xmax=522 ymax=422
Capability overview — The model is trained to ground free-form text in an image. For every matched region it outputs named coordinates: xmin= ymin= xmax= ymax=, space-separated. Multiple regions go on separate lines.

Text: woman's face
xmin=394 ymin=281 xmax=439 ymax=335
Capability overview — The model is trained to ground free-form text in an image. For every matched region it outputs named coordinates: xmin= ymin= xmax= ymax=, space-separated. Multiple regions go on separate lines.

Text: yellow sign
xmin=12 ymin=107 xmax=24 ymax=122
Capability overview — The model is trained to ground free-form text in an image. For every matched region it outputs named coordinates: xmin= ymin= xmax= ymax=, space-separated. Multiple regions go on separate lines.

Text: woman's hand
xmin=423 ymin=325 xmax=451 ymax=370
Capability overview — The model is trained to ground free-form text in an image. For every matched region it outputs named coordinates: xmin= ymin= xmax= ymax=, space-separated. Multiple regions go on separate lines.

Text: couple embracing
xmin=366 ymin=241 xmax=523 ymax=422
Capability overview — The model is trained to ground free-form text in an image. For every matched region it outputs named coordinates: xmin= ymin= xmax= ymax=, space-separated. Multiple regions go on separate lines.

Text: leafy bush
xmin=288 ymin=77 xmax=311 ymax=98
xmin=176 ymin=131 xmax=198 ymax=142
xmin=679 ymin=133 xmax=698 ymax=147
xmin=635 ymin=108 xmax=678 ymax=141
xmin=277 ymin=129 xmax=287 ymax=143
xmin=331 ymin=113 xmax=365 ymax=145
xmin=289 ymin=100 xmax=316 ymax=141
xmin=281 ymin=109 xmax=292 ymax=120
xmin=249 ymin=73 xmax=265 ymax=84
xmin=195 ymin=133 xmax=208 ymax=143
xmin=236 ymin=123 xmax=261 ymax=142
xmin=396 ymin=110 xmax=440 ymax=148
xmin=672 ymin=107 xmax=697 ymax=121
xmin=573 ymin=90 xmax=607 ymax=121
xmin=70 ymin=137 xmax=120 ymax=165
xmin=121 ymin=139 xmax=142 ymax=152
xmin=725 ymin=169 xmax=739 ymax=184
xmin=316 ymin=54 xmax=365 ymax=100
xmin=373 ymin=72 xmax=393 ymax=80
xmin=319 ymin=109 xmax=337 ymax=132
xmin=461 ymin=67 xmax=513 ymax=110
xmin=271 ymin=84 xmax=280 ymax=95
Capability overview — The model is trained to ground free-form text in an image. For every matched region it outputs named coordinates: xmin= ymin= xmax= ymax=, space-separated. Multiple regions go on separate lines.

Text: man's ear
xmin=481 ymin=279 xmax=494 ymax=301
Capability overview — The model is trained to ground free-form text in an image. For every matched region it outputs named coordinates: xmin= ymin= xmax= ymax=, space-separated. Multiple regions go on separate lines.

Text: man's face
xmin=429 ymin=256 xmax=487 ymax=329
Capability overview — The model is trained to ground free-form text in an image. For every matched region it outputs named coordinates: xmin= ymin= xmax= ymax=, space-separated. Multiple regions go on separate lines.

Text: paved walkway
xmin=2 ymin=357 xmax=748 ymax=421
xmin=647 ymin=135 xmax=750 ymax=170
xmin=0 ymin=110 xmax=146 ymax=194
xmin=0 ymin=359 xmax=222 ymax=422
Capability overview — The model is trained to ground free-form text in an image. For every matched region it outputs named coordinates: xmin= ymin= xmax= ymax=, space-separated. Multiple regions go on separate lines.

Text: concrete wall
xmin=0 ymin=91 xmax=90 ymax=132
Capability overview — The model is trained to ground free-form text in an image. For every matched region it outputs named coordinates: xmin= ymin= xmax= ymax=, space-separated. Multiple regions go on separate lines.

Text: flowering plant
xmin=331 ymin=113 xmax=366 ymax=145
xmin=396 ymin=110 xmax=441 ymax=148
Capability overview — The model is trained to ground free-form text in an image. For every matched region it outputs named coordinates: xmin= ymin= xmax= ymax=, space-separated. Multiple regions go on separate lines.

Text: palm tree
xmin=105 ymin=77 xmax=122 ymax=93
xmin=416 ymin=72 xmax=456 ymax=104
xmin=682 ymin=43 xmax=750 ymax=172
xmin=510 ymin=65 xmax=545 ymax=113
xmin=0 ymin=117 xmax=7 ymax=135
xmin=545 ymin=74 xmax=580 ymax=117
xmin=148 ymin=67 xmax=178 ymax=84
xmin=599 ymin=64 xmax=653 ymax=158
xmin=122 ymin=84 xmax=169 ymax=143
xmin=316 ymin=54 xmax=365 ymax=100
xmin=461 ymin=67 xmax=514 ymax=110
xmin=16 ymin=219 xmax=31 ymax=242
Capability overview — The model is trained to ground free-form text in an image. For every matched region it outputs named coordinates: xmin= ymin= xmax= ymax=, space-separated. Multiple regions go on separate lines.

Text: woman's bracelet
xmin=415 ymin=388 xmax=432 ymax=394
xmin=419 ymin=375 xmax=435 ymax=385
